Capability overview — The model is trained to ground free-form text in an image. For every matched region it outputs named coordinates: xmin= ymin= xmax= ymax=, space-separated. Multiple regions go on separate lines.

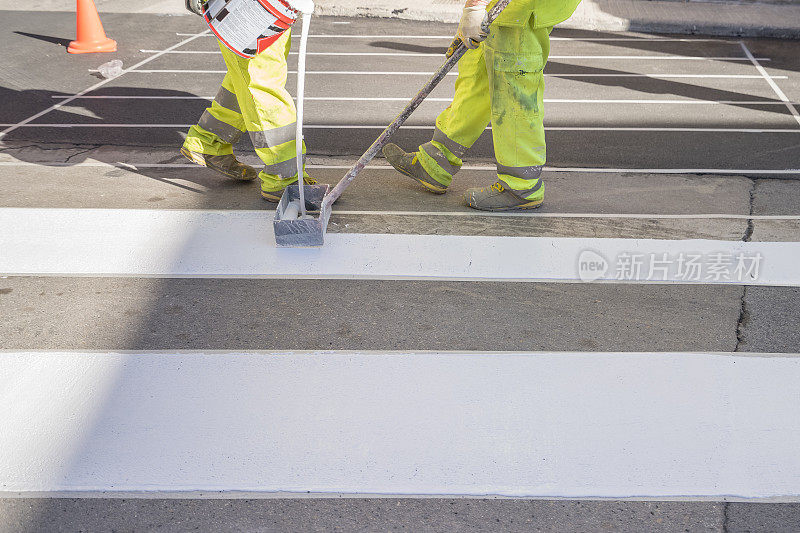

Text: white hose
xmin=295 ymin=12 xmax=311 ymax=219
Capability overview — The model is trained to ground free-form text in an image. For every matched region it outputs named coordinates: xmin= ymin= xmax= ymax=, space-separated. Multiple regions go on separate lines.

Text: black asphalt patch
xmin=0 ymin=498 xmax=739 ymax=533
xmin=0 ymin=277 xmax=744 ymax=352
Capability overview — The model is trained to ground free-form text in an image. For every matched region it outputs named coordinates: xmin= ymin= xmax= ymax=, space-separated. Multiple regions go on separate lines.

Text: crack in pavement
xmin=734 ymin=179 xmax=755 ymax=353
xmin=64 ymin=146 xmax=102 ymax=164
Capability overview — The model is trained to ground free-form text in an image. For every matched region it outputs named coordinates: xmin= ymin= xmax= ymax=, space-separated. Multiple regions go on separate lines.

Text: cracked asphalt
xmin=0 ymin=9 xmax=799 ymax=533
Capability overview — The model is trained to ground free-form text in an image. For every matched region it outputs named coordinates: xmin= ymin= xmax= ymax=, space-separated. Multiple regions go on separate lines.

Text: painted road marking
xmin=330 ymin=211 xmax=800 ymax=221
xmin=0 ymin=30 xmax=211 ymax=141
xmin=116 ymin=70 xmax=787 ymax=80
xmin=3 ymin=124 xmax=799 ymax=133
xmin=2 ymin=350 xmax=799 ymax=498
xmin=177 ymin=33 xmax=736 ymax=42
xmin=48 ymin=95 xmax=798 ymax=106
xmin=0 ymin=161 xmax=797 ymax=175
xmin=740 ymin=42 xmax=800 ymax=127
xmin=140 ymin=50 xmax=771 ymax=61
xmin=0 ymin=208 xmax=797 ymax=284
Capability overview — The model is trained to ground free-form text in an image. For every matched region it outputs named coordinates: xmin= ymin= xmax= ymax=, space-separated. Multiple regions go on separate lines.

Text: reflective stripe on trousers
xmin=415 ymin=129 xmax=468 ymax=187
xmin=197 ymin=110 xmax=244 ymax=144
xmin=497 ymin=164 xmax=543 ymax=198
xmin=214 ymin=86 xmax=240 ymax=113
xmin=419 ymin=21 xmax=552 ymax=195
xmin=249 ymin=122 xmax=297 ymax=150
xmin=264 ymin=155 xmax=304 ymax=179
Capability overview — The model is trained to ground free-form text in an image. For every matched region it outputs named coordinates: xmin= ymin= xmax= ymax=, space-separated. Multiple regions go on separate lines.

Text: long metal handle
xmin=321 ymin=0 xmax=512 ymax=210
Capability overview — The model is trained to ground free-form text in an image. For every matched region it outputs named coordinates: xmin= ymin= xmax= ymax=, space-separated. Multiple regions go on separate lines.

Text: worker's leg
xmin=383 ymin=44 xmax=491 ymax=192
xmin=181 ymin=72 xmax=257 ymax=180
xmin=420 ymin=45 xmax=492 ymax=187
xmin=465 ymin=23 xmax=551 ymax=210
xmin=183 ymin=73 xmax=246 ymax=156
xmin=219 ymin=32 xmax=309 ymax=198
xmin=477 ymin=24 xmax=551 ymax=208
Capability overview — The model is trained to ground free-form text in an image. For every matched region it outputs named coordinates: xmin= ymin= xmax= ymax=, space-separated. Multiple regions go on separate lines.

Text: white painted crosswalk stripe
xmin=3 ymin=124 xmax=798 ymax=133
xmin=48 ymin=95 xmax=799 ymax=105
xmin=115 ymin=70 xmax=788 ymax=79
xmin=174 ymin=33 xmax=739 ymax=42
xmin=140 ymin=50 xmax=772 ymax=61
xmin=1 ymin=160 xmax=797 ymax=175
xmin=0 ymin=208 xmax=796 ymax=285
xmin=2 ymin=350 xmax=799 ymax=498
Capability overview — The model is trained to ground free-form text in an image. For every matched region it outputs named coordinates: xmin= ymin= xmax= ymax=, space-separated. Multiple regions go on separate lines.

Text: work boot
xmin=180 ymin=147 xmax=257 ymax=181
xmin=383 ymin=143 xmax=447 ymax=194
xmin=260 ymin=176 xmax=324 ymax=203
xmin=465 ymin=181 xmax=544 ymax=211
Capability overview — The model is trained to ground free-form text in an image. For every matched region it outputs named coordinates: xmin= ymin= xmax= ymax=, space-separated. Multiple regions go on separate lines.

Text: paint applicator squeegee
xmin=273 ymin=0 xmax=512 ymax=247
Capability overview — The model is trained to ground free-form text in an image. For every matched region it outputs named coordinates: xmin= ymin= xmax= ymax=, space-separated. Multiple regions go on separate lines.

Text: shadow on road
xmin=13 ymin=31 xmax=72 ymax=48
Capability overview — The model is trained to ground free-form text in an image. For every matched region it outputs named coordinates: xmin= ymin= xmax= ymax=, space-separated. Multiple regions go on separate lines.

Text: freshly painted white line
xmin=542 ymin=99 xmax=794 ymax=105
xmin=140 ymin=50 xmax=770 ymax=61
xmin=3 ymin=124 xmax=798 ymax=133
xmin=550 ymin=74 xmax=788 ymax=79
xmin=176 ymin=33 xmax=732 ymax=42
xmin=0 ymin=124 xmax=197 ymax=128
xmin=550 ymin=37 xmax=729 ymax=42
xmin=119 ymin=69 xmax=462 ymax=75
xmin=537 ymin=166 xmax=800 ymax=174
xmin=0 ymin=30 xmax=211 ymax=141
xmin=332 ymin=210 xmax=800 ymax=221
xmin=2 ymin=350 xmax=800 ymax=497
xmin=5 ymin=492 xmax=800 ymax=502
xmin=740 ymin=42 xmax=800 ymax=127
xmin=551 ymin=55 xmax=770 ymax=60
xmin=1 ymin=161 xmax=797 ymax=175
xmin=50 ymin=95 xmax=219 ymax=100
xmin=116 ymin=69 xmax=787 ymax=80
xmin=0 ymin=208 xmax=796 ymax=284
xmin=539 ymin=127 xmax=800 ymax=133
xmin=48 ymin=95 xmax=798 ymax=106
xmin=157 ymin=50 xmax=446 ymax=56
xmin=176 ymin=33 xmax=459 ymax=38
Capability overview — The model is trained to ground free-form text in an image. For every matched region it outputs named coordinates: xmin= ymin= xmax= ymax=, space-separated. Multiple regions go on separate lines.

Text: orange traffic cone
xmin=68 ymin=0 xmax=117 ymax=54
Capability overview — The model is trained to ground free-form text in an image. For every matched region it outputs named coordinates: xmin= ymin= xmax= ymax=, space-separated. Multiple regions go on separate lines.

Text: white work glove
xmin=286 ymin=0 xmax=315 ymax=15
xmin=185 ymin=0 xmax=204 ymax=16
xmin=457 ymin=0 xmax=489 ymax=49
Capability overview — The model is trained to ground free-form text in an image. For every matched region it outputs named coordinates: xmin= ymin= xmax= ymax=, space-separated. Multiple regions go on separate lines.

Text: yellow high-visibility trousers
xmin=418 ymin=22 xmax=552 ymax=200
xmin=182 ymin=31 xmax=305 ymax=193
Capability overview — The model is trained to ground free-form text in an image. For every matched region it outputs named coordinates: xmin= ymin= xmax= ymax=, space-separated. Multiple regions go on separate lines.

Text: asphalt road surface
xmin=1 ymin=10 xmax=799 ymax=533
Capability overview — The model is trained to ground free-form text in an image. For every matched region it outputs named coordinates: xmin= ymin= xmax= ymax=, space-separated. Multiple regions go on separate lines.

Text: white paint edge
xmin=2 ymin=350 xmax=799 ymax=497
xmin=113 ymin=70 xmax=787 ymax=79
xmin=139 ymin=50 xmax=770 ymax=61
xmin=176 ymin=33 xmax=735 ymax=42
xmin=3 ymin=491 xmax=800 ymax=502
xmin=1 ymin=161 xmax=796 ymax=175
xmin=332 ymin=210 xmax=800 ymax=221
xmin=47 ymin=95 xmax=798 ymax=105
xmin=2 ymin=124 xmax=798 ymax=133
xmin=0 ymin=208 xmax=796 ymax=285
